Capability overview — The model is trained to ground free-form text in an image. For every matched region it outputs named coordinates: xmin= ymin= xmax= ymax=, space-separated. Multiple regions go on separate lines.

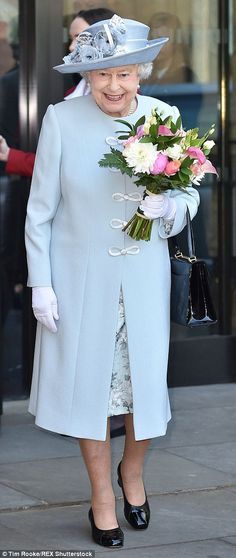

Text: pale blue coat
xmin=25 ymin=94 xmax=200 ymax=441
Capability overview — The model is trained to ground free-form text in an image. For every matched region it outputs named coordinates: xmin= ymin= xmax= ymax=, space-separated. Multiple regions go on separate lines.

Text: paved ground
xmin=0 ymin=383 xmax=236 ymax=557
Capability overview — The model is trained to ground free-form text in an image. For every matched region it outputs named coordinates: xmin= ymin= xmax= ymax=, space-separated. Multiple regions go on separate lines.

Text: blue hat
xmin=54 ymin=15 xmax=168 ymax=74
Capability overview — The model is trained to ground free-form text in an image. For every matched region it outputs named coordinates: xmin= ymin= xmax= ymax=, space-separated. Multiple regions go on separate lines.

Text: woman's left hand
xmin=140 ymin=193 xmax=176 ymax=220
xmin=32 ymin=286 xmax=59 ymax=332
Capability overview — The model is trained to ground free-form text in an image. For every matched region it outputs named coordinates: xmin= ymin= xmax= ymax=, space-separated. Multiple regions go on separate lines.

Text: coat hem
xmin=28 ymin=409 xmax=172 ymax=441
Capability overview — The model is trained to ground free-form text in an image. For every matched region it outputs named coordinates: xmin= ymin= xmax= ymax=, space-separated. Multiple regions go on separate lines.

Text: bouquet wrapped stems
xmin=123 ymin=188 xmax=159 ymax=241
xmin=123 ymin=208 xmax=154 ymax=241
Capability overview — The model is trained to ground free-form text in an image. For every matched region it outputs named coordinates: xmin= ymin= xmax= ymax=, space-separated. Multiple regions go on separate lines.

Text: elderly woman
xmin=25 ymin=15 xmax=199 ymax=548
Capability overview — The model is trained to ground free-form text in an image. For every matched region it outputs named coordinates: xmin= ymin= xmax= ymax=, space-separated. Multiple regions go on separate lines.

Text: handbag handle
xmin=172 ymin=206 xmax=197 ymax=262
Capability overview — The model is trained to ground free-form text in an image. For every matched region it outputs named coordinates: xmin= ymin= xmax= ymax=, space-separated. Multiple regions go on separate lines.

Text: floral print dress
xmin=107 ymin=288 xmax=133 ymax=416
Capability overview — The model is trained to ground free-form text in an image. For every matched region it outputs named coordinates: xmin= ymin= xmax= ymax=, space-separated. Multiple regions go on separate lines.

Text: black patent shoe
xmin=88 ymin=507 xmax=124 ymax=547
xmin=117 ymin=461 xmax=150 ymax=530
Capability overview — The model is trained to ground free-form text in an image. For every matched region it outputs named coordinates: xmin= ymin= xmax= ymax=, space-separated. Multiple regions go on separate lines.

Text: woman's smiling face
xmin=88 ymin=65 xmax=139 ymax=117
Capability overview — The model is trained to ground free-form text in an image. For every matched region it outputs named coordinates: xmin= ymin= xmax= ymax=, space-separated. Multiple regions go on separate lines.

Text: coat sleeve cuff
xmin=158 ymin=188 xmax=200 ymax=239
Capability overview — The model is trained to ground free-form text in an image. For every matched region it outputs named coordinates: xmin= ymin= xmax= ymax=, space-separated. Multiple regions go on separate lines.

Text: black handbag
xmin=170 ymin=207 xmax=217 ymax=327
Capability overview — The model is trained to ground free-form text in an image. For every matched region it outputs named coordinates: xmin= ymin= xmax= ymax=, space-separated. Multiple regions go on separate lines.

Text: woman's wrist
xmin=163 ymin=198 xmax=176 ymax=221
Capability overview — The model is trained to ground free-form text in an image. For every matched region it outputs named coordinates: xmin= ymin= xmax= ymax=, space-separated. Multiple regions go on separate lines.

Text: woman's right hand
xmin=32 ymin=287 xmax=59 ymax=332
xmin=0 ymin=135 xmax=10 ymax=161
xmin=140 ymin=193 xmax=176 ymax=220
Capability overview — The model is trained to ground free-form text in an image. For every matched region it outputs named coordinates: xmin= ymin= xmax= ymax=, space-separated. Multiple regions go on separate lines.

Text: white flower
xmin=123 ymin=140 xmax=157 ymax=174
xmin=203 ymin=140 xmax=215 ymax=150
xmin=165 ymin=143 xmax=183 ymax=160
xmin=191 ymin=171 xmax=205 ymax=185
xmin=143 ymin=115 xmax=157 ymax=135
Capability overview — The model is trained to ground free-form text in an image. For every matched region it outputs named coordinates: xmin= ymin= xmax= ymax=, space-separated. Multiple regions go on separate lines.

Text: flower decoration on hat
xmin=63 ymin=14 xmax=127 ymax=65
xmin=54 ymin=15 xmax=169 ymax=74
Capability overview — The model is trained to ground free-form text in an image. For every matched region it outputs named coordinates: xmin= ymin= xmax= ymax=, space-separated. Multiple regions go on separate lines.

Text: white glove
xmin=32 ymin=287 xmax=59 ymax=333
xmin=140 ymin=193 xmax=176 ymax=220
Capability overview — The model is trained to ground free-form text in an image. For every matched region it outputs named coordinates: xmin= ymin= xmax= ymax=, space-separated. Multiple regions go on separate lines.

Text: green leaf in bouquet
xmin=184 ymin=127 xmax=199 ymax=147
xmin=162 ymin=115 xmax=172 ymax=127
xmin=156 ymin=135 xmax=173 ymax=143
xmin=98 ymin=148 xmax=133 ymax=176
xmin=176 ymin=115 xmax=182 ymax=129
xmin=154 ymin=108 xmax=162 ymax=119
xmin=197 ymin=129 xmax=213 ymax=146
xmin=190 ymin=139 xmax=202 ymax=147
xmin=172 ymin=136 xmax=182 ymax=144
xmin=156 ymin=136 xmax=182 ymax=148
xmin=170 ymin=122 xmax=178 ymax=134
xmin=149 ymin=123 xmax=158 ymax=138
xmin=156 ymin=116 xmax=163 ymax=128
xmin=177 ymin=171 xmax=189 ymax=183
xmin=115 ymin=119 xmax=134 ymax=131
xmin=116 ymin=130 xmax=130 ymax=134
xmin=181 ymin=156 xmax=192 ymax=168
xmin=134 ymin=174 xmax=173 ymax=194
xmin=133 ymin=175 xmax=155 ymax=188
xmin=117 ymin=135 xmax=130 ymax=140
xmin=180 ymin=167 xmax=192 ymax=176
xmin=134 ymin=115 xmax=146 ymax=132
xmin=198 ymin=125 xmax=215 ymax=146
xmin=190 ymin=127 xmax=199 ymax=137
xmin=197 ymin=136 xmax=207 ymax=147
xmin=139 ymin=136 xmax=154 ymax=143
xmin=134 ymin=175 xmax=162 ymax=191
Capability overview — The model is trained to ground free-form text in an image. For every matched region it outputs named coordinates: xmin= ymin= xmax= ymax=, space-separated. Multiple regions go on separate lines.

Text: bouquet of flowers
xmin=98 ymin=108 xmax=217 ymax=241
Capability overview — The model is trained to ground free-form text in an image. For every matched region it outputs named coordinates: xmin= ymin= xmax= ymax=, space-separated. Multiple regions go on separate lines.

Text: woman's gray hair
xmin=137 ymin=62 xmax=153 ymax=80
xmin=82 ymin=62 xmax=153 ymax=83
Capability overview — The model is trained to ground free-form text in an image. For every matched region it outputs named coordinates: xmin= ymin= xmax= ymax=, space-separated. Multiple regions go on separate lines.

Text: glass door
xmin=0 ymin=1 xmax=29 ymax=400
xmin=230 ymin=0 xmax=236 ymax=334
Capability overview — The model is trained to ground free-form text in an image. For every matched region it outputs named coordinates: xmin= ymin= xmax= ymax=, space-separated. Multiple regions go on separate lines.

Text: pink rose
xmin=187 ymin=147 xmax=206 ymax=165
xmin=136 ymin=125 xmax=145 ymax=138
xmin=158 ymin=125 xmax=174 ymax=136
xmin=150 ymin=153 xmax=168 ymax=175
xmin=165 ymin=160 xmax=181 ymax=176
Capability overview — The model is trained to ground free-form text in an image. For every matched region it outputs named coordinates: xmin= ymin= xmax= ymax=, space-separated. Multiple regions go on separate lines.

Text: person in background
xmin=146 ymin=12 xmax=195 ymax=84
xmin=0 ymin=7 xmax=115 ymax=177
xmin=0 ymin=19 xmax=16 ymax=76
